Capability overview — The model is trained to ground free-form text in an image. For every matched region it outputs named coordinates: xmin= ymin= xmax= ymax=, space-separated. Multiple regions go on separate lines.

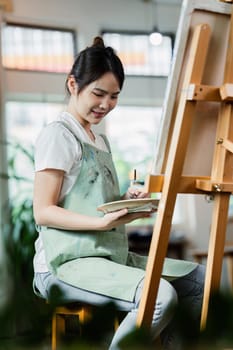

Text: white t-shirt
xmin=33 ymin=111 xmax=109 ymax=272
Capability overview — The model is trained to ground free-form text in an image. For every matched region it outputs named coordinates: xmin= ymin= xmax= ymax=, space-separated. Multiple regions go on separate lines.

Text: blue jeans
xmin=162 ymin=264 xmax=205 ymax=349
xmin=33 ymin=264 xmax=205 ymax=349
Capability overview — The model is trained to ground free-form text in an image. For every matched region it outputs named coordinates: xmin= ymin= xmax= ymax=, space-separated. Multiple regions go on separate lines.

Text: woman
xmin=33 ymin=37 xmax=205 ymax=349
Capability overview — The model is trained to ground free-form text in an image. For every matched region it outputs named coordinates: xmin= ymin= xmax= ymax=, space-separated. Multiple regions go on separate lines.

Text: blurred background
xmin=0 ymin=0 xmax=233 ymax=347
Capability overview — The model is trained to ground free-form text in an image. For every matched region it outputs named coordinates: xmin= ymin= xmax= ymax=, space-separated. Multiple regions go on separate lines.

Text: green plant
xmin=0 ymin=140 xmax=52 ymax=346
xmin=0 ymin=141 xmax=36 ymax=286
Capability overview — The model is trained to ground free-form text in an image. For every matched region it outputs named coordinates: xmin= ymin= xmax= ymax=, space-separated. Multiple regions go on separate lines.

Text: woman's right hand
xmin=99 ymin=209 xmax=152 ymax=231
xmin=34 ymin=169 xmax=153 ymax=232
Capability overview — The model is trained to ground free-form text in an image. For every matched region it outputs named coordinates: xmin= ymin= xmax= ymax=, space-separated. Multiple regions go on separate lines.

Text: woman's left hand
xmin=123 ymin=186 xmax=150 ymax=200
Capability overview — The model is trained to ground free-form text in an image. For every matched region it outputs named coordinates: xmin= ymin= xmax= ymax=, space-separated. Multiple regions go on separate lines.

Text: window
xmin=1 ymin=23 xmax=76 ymax=73
xmin=106 ymin=105 xmax=162 ymax=193
xmin=102 ymin=31 xmax=173 ymax=76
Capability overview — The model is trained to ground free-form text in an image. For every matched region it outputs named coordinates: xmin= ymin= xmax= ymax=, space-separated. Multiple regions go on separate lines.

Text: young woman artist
xmin=33 ymin=37 xmax=205 ymax=349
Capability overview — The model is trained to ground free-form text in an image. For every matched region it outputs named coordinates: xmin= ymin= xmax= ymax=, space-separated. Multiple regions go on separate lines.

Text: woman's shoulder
xmin=40 ymin=120 xmax=75 ymax=135
xmin=34 ymin=121 xmax=82 ymax=170
xmin=36 ymin=121 xmax=78 ymax=146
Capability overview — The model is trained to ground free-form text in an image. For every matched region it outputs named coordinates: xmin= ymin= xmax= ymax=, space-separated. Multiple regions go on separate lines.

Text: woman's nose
xmin=99 ymin=97 xmax=109 ymax=109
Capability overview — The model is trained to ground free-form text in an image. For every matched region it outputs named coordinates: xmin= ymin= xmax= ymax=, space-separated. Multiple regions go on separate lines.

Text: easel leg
xmin=201 ymin=193 xmax=230 ymax=329
xmin=136 ymin=23 xmax=211 ymax=329
xmin=201 ymin=93 xmax=233 ymax=327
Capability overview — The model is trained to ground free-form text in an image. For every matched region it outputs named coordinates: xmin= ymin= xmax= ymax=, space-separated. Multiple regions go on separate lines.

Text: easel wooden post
xmin=136 ymin=3 xmax=233 ymax=331
xmin=200 ymin=2 xmax=233 ymax=327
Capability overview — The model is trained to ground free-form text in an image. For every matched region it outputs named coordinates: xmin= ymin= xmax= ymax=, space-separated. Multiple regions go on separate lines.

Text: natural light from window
xmin=106 ymin=105 xmax=162 ymax=193
xmin=103 ymin=32 xmax=173 ymax=76
xmin=1 ymin=24 xmax=75 ymax=73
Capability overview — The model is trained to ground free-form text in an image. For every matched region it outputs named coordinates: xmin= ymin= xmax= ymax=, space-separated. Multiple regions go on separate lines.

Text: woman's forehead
xmin=88 ymin=73 xmax=120 ymax=93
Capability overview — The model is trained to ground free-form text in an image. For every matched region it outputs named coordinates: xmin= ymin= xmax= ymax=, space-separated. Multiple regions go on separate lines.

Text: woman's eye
xmin=93 ymin=92 xmax=103 ymax=97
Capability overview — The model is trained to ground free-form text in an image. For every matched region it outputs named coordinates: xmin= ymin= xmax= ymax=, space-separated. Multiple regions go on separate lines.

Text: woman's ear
xmin=67 ymin=75 xmax=78 ymax=95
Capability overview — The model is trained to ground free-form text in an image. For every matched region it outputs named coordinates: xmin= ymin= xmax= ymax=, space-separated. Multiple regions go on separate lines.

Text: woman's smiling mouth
xmin=92 ymin=110 xmax=106 ymax=118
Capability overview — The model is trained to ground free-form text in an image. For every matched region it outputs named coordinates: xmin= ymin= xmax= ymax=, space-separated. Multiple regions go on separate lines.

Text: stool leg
xmin=52 ymin=312 xmax=65 ymax=350
xmin=114 ymin=317 xmax=119 ymax=332
xmin=79 ymin=306 xmax=92 ymax=323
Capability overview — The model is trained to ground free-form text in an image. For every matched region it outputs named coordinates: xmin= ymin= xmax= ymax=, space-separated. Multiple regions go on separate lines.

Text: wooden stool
xmin=52 ymin=304 xmax=92 ymax=350
xmin=52 ymin=303 xmax=120 ymax=350
xmin=192 ymin=246 xmax=233 ymax=290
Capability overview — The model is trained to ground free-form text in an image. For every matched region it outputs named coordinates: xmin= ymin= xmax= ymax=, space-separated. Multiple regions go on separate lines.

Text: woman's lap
xmin=33 ymin=271 xmax=134 ymax=311
xmin=34 ymin=264 xmax=205 ymax=310
xmin=34 ymin=265 xmax=205 ymax=349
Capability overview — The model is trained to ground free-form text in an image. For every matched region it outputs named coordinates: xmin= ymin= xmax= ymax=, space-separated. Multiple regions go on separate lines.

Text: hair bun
xmin=92 ymin=36 xmax=105 ymax=48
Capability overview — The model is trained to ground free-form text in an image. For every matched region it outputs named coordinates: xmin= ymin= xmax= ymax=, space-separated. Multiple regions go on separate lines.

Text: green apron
xmin=41 ymin=122 xmax=197 ymax=302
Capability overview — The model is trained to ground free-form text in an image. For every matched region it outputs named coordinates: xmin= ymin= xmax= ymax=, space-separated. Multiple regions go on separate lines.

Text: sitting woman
xmin=32 ymin=36 xmax=205 ymax=349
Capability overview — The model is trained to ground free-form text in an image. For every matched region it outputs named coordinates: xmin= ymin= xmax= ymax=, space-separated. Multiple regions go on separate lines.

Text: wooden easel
xmin=0 ymin=0 xmax=13 ymax=12
xmin=137 ymin=2 xmax=233 ymax=330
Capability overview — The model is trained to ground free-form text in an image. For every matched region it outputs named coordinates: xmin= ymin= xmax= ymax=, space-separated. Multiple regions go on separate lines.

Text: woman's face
xmin=67 ymin=72 xmax=120 ymax=128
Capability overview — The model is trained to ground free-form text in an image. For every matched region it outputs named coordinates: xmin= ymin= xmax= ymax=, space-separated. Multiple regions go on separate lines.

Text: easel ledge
xmin=145 ymin=174 xmax=233 ymax=194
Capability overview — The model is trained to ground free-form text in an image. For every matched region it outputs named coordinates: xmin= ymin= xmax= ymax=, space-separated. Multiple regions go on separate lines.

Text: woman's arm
xmin=33 ymin=169 xmax=150 ymax=231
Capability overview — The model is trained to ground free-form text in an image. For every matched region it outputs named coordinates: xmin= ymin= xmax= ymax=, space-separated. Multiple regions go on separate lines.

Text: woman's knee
xmin=134 ymin=277 xmax=177 ymax=311
xmin=157 ymin=278 xmax=178 ymax=312
xmin=149 ymin=279 xmax=178 ymax=338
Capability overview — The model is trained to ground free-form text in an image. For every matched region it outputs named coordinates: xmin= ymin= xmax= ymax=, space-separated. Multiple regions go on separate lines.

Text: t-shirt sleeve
xmin=34 ymin=123 xmax=81 ymax=173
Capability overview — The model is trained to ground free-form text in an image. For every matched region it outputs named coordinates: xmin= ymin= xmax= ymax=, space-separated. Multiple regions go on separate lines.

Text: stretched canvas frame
xmin=152 ymin=0 xmax=232 ymax=177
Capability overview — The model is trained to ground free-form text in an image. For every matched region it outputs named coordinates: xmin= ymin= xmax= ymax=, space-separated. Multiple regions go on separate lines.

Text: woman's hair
xmin=66 ymin=36 xmax=125 ymax=95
